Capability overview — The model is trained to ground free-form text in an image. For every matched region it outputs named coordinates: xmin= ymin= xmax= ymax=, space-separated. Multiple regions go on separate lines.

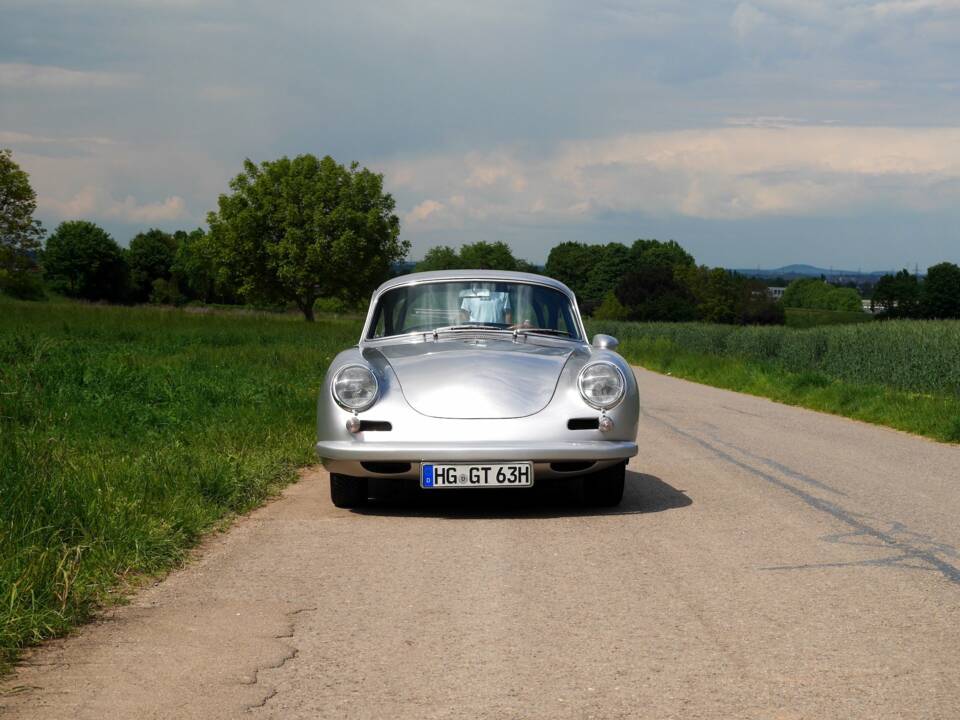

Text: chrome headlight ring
xmin=332 ymin=364 xmax=379 ymax=412
xmin=577 ymin=361 xmax=626 ymax=411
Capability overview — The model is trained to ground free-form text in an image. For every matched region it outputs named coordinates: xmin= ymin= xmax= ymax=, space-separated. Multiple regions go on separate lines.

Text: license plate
xmin=420 ymin=462 xmax=533 ymax=488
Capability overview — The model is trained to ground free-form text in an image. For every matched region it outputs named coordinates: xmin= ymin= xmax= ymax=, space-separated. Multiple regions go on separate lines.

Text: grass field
xmin=586 ymin=320 xmax=960 ymax=443
xmin=784 ymin=307 xmax=875 ymax=328
xmin=0 ymin=297 xmax=362 ymax=668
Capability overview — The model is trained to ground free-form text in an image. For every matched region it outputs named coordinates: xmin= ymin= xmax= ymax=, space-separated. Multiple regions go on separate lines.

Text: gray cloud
xmin=0 ymin=0 xmax=958 ymax=266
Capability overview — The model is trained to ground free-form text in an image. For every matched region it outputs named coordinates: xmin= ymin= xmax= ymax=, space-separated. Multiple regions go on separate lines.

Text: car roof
xmin=373 ymin=269 xmax=574 ymax=297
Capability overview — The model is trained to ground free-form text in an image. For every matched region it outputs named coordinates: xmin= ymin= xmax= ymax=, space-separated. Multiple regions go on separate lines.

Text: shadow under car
xmin=350 ymin=470 xmax=692 ymax=519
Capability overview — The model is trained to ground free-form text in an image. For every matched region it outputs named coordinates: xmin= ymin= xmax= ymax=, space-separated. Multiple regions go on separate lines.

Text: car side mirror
xmin=591 ymin=334 xmax=619 ymax=351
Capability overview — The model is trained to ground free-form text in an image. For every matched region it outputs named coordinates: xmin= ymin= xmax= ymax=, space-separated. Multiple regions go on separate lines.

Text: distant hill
xmin=731 ymin=265 xmax=900 ymax=282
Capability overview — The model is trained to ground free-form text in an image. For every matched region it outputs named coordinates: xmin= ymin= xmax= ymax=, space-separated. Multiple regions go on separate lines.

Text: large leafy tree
xmin=872 ymin=270 xmax=921 ymax=318
xmin=921 ymin=262 xmax=960 ymax=319
xmin=0 ymin=148 xmax=45 ymax=298
xmin=583 ymin=243 xmax=631 ymax=309
xmin=629 ymin=238 xmax=695 ymax=270
xmin=43 ymin=220 xmax=129 ymax=301
xmin=615 ymin=265 xmax=698 ymax=321
xmin=415 ymin=245 xmax=461 ymax=272
xmin=544 ymin=241 xmax=595 ymax=301
xmin=128 ymin=228 xmax=177 ymax=302
xmin=208 ymin=155 xmax=408 ymax=321
xmin=171 ymin=228 xmax=235 ymax=304
xmin=414 ymin=241 xmax=529 ymax=273
xmin=457 ymin=241 xmax=519 ymax=270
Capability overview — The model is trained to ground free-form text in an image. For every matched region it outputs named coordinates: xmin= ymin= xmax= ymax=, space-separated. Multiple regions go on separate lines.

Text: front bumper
xmin=316 ymin=440 xmax=637 ymax=480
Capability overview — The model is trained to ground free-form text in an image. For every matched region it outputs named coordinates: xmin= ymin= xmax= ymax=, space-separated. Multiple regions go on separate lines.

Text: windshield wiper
xmin=431 ymin=324 xmax=509 ymax=339
xmin=513 ymin=327 xmax=572 ymax=338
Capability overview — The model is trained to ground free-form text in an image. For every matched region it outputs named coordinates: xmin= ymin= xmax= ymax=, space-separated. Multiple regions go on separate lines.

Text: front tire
xmin=330 ymin=473 xmax=368 ymax=508
xmin=583 ymin=462 xmax=625 ymax=507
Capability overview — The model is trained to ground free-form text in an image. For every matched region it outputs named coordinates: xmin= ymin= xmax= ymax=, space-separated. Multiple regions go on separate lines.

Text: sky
xmin=2 ymin=0 xmax=959 ymax=271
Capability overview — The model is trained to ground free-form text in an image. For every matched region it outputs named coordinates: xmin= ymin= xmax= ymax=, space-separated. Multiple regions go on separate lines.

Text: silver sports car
xmin=316 ymin=270 xmax=639 ymax=508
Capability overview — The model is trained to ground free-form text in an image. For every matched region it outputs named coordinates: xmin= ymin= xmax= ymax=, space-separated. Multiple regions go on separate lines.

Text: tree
xmin=583 ymin=243 xmax=630 ymax=310
xmin=128 ymin=228 xmax=177 ymax=302
xmin=872 ymin=270 xmax=921 ymax=318
xmin=514 ymin=258 xmax=538 ymax=273
xmin=544 ymin=241 xmax=596 ymax=300
xmin=171 ymin=228 xmax=235 ymax=304
xmin=615 ymin=265 xmax=698 ymax=321
xmin=0 ymin=148 xmax=45 ymax=299
xmin=629 ymin=238 xmax=695 ymax=270
xmin=681 ymin=266 xmax=740 ymax=324
xmin=43 ymin=221 xmax=129 ymax=301
xmin=208 ymin=155 xmax=408 ymax=321
xmin=592 ymin=290 xmax=630 ymax=320
xmin=457 ymin=241 xmax=518 ymax=270
xmin=416 ymin=245 xmax=460 ymax=272
xmin=782 ymin=278 xmax=861 ymax=312
xmin=921 ymin=262 xmax=960 ymax=319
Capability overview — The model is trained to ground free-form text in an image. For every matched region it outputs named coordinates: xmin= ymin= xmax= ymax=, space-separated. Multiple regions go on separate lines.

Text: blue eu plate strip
xmin=422 ymin=464 xmax=434 ymax=487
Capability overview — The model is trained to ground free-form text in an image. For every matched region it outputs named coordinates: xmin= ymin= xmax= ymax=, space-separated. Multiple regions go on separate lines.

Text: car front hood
xmin=369 ymin=338 xmax=573 ymax=419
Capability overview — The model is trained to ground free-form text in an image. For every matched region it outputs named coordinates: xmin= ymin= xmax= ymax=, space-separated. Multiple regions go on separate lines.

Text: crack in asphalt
xmin=242 ymin=606 xmax=317 ymax=713
xmin=642 ymin=409 xmax=960 ymax=586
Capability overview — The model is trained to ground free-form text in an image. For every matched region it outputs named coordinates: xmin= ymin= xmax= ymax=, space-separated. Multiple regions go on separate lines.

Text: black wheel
xmin=330 ymin=473 xmax=368 ymax=508
xmin=583 ymin=462 xmax=625 ymax=507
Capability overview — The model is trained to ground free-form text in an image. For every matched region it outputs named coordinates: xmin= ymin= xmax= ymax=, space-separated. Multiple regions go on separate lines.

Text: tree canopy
xmin=920 ymin=262 xmax=960 ymax=319
xmin=43 ymin=221 xmax=129 ymax=301
xmin=0 ymin=148 xmax=45 ymax=298
xmin=415 ymin=245 xmax=461 ymax=272
xmin=414 ymin=241 xmax=529 ymax=273
xmin=782 ymin=278 xmax=861 ymax=312
xmin=208 ymin=154 xmax=408 ymax=320
xmin=128 ymin=228 xmax=177 ymax=302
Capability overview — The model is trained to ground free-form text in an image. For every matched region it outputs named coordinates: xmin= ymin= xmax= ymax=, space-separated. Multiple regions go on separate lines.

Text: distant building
xmin=767 ymin=287 xmax=786 ymax=300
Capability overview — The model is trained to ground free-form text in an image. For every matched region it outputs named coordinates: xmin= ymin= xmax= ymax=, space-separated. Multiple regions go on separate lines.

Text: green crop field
xmin=587 ymin=319 xmax=960 ymax=442
xmin=784 ymin=307 xmax=875 ymax=328
xmin=0 ymin=296 xmax=363 ymax=668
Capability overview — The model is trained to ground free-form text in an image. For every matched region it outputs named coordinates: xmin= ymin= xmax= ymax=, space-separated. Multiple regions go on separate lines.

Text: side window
xmin=372 ymin=310 xmax=385 ymax=338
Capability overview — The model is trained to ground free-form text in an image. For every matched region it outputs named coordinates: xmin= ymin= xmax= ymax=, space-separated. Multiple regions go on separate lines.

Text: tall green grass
xmin=586 ymin=319 xmax=960 ymax=442
xmin=589 ymin=320 xmax=960 ymax=396
xmin=0 ymin=297 xmax=362 ymax=668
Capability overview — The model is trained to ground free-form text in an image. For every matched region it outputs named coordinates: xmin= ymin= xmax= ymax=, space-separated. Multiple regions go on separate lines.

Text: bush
xmin=591 ymin=291 xmax=629 ymax=320
xmin=782 ymin=278 xmax=862 ymax=312
xmin=0 ymin=269 xmax=45 ymax=300
xmin=313 ymin=296 xmax=352 ymax=315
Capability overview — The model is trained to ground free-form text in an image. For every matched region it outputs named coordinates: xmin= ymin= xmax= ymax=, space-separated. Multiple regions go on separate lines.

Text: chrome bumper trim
xmin=315 ymin=440 xmax=637 ymax=462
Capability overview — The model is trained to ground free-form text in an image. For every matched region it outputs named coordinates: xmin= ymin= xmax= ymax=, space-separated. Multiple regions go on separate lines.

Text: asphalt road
xmin=4 ymin=368 xmax=960 ymax=719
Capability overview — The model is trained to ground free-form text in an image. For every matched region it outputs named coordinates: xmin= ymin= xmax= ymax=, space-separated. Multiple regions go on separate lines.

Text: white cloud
xmin=0 ymin=63 xmax=138 ymax=89
xmin=3 ymin=131 xmax=225 ymax=232
xmin=385 ymin=126 xmax=960 ymax=225
xmin=39 ymin=186 xmax=187 ymax=223
xmin=406 ymin=199 xmax=445 ymax=223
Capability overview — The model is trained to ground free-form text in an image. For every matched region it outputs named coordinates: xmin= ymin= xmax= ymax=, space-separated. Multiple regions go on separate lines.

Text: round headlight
xmin=578 ymin=362 xmax=625 ymax=410
xmin=333 ymin=364 xmax=379 ymax=411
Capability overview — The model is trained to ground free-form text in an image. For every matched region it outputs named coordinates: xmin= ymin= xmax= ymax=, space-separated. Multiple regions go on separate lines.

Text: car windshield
xmin=367 ymin=280 xmax=582 ymax=340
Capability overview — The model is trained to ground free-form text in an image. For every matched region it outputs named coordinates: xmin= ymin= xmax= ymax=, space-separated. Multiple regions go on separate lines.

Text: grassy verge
xmin=0 ymin=297 xmax=362 ymax=669
xmin=618 ymin=337 xmax=960 ymax=443
xmin=784 ymin=307 xmax=875 ymax=328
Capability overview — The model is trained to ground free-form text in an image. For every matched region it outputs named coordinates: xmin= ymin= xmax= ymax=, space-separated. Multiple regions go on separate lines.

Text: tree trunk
xmin=300 ymin=297 xmax=315 ymax=322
